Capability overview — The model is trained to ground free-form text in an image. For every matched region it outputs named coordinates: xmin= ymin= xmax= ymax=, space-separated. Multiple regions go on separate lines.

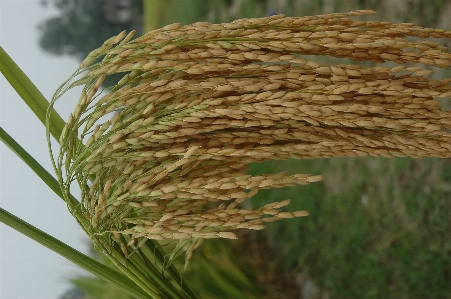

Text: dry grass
xmin=51 ymin=10 xmax=451 ymax=265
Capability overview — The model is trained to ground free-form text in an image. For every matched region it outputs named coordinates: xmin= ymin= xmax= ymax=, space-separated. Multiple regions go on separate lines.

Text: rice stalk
xmin=48 ymin=10 xmax=451 ymax=290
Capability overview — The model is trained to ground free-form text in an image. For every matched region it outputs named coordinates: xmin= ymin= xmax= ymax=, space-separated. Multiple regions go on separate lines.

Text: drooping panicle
xmin=51 ymin=10 xmax=451 ymax=264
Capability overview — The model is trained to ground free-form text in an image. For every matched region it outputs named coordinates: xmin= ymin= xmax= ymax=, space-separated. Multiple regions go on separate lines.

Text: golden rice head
xmin=55 ymin=10 xmax=451 ymax=260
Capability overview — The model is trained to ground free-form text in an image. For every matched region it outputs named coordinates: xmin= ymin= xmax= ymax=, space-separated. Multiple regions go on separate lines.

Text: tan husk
xmin=52 ymin=10 xmax=451 ymax=265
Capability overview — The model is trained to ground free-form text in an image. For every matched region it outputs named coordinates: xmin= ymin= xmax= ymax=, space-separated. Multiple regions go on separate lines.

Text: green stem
xmin=0 ymin=207 xmax=151 ymax=299
xmin=125 ymin=241 xmax=185 ymax=299
xmin=141 ymin=241 xmax=199 ymax=299
xmin=128 ymin=255 xmax=177 ymax=299
xmin=94 ymin=236 xmax=164 ymax=299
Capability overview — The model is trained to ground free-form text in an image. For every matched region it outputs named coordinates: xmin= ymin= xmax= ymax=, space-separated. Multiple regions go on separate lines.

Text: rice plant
xmin=3 ymin=9 xmax=451 ymax=299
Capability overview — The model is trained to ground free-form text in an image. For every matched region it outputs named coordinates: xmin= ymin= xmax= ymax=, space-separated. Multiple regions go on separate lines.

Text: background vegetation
xmin=39 ymin=0 xmax=451 ymax=298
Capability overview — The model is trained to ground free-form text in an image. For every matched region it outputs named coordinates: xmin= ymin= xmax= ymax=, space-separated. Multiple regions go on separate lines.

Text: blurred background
xmin=3 ymin=0 xmax=451 ymax=298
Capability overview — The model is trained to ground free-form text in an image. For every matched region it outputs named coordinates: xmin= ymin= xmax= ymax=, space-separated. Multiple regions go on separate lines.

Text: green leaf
xmin=0 ymin=46 xmax=66 ymax=141
xmin=0 ymin=127 xmax=63 ymax=199
xmin=0 ymin=207 xmax=151 ymax=299
xmin=0 ymin=127 xmax=81 ymax=208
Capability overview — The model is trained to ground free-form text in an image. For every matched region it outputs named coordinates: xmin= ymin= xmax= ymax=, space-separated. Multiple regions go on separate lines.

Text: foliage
xmin=38 ymin=0 xmax=143 ymax=87
xmin=39 ymin=0 xmax=131 ymax=58
xmin=250 ymin=157 xmax=451 ymax=298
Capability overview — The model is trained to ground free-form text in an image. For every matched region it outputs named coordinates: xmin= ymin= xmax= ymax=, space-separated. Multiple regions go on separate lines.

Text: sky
xmin=0 ymin=1 xmax=94 ymax=298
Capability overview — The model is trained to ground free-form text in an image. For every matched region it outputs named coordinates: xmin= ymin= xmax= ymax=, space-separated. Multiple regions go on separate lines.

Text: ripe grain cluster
xmin=51 ymin=10 xmax=451 ymax=261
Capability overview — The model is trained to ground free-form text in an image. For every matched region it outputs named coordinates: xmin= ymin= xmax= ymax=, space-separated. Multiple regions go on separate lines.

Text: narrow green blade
xmin=0 ymin=127 xmax=81 ymax=208
xmin=0 ymin=207 xmax=151 ymax=299
xmin=0 ymin=46 xmax=66 ymax=141
xmin=0 ymin=127 xmax=63 ymax=199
